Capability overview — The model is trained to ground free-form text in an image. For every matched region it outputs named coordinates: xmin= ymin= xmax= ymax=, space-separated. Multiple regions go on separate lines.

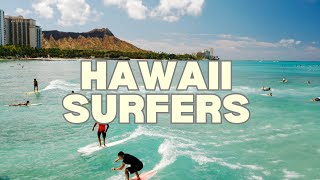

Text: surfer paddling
xmin=9 ymin=101 xmax=30 ymax=106
xmin=92 ymin=122 xmax=109 ymax=146
xmin=34 ymin=79 xmax=38 ymax=92
xmin=112 ymin=151 xmax=144 ymax=180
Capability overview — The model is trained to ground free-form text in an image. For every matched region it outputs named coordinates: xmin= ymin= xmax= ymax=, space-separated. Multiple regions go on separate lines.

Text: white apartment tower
xmin=0 ymin=9 xmax=5 ymax=45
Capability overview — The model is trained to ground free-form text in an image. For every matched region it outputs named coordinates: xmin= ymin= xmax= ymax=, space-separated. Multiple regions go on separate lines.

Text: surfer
xmin=112 ymin=151 xmax=143 ymax=180
xmin=312 ymin=97 xmax=320 ymax=102
xmin=92 ymin=122 xmax=109 ymax=146
xmin=34 ymin=79 xmax=38 ymax=92
xmin=9 ymin=101 xmax=30 ymax=106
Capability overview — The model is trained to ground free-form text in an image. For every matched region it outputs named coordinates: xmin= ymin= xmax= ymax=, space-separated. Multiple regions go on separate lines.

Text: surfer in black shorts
xmin=112 ymin=151 xmax=143 ymax=180
xmin=34 ymin=79 xmax=38 ymax=92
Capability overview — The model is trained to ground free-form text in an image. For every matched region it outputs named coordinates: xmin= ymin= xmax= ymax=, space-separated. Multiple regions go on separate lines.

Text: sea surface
xmin=0 ymin=60 xmax=319 ymax=180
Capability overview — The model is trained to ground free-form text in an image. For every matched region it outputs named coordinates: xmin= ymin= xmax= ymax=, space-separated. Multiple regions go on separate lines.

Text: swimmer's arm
xmin=112 ymin=163 xmax=125 ymax=171
xmin=114 ymin=157 xmax=120 ymax=162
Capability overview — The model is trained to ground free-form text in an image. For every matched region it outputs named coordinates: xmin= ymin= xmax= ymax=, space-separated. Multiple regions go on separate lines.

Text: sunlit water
xmin=0 ymin=60 xmax=319 ymax=180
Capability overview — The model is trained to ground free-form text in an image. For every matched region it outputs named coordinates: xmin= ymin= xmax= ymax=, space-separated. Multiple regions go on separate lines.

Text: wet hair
xmin=72 ymin=91 xmax=74 ymax=93
xmin=27 ymin=101 xmax=30 ymax=103
xmin=34 ymin=79 xmax=36 ymax=81
xmin=118 ymin=151 xmax=125 ymax=156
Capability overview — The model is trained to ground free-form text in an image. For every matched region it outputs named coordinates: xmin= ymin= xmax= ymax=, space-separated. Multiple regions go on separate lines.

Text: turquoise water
xmin=0 ymin=60 xmax=319 ymax=180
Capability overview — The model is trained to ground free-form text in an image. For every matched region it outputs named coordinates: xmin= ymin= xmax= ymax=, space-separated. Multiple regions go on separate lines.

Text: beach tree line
xmin=0 ymin=45 xmax=197 ymax=60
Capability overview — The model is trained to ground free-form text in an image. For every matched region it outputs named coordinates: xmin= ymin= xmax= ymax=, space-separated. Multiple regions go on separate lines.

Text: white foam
xmin=78 ymin=126 xmax=143 ymax=156
xmin=283 ymin=169 xmax=304 ymax=179
xmin=248 ymin=175 xmax=263 ymax=180
xmin=42 ymin=80 xmax=79 ymax=92
xmin=271 ymin=160 xmax=283 ymax=164
xmin=238 ymin=164 xmax=264 ymax=171
xmin=152 ymin=140 xmax=177 ymax=171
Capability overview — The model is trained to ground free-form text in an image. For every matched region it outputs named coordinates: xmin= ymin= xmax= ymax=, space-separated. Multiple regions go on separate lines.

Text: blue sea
xmin=0 ymin=60 xmax=319 ymax=180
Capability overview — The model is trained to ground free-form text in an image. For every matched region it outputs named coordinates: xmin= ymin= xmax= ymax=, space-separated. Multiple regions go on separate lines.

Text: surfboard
xmin=25 ymin=91 xmax=40 ymax=95
xmin=4 ymin=103 xmax=42 ymax=107
xmin=30 ymin=103 xmax=42 ymax=106
xmin=78 ymin=138 xmax=133 ymax=156
xmin=130 ymin=170 xmax=157 ymax=180
xmin=279 ymin=80 xmax=288 ymax=83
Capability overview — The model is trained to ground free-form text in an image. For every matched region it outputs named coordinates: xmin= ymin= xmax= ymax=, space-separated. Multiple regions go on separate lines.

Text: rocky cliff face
xmin=42 ymin=28 xmax=143 ymax=52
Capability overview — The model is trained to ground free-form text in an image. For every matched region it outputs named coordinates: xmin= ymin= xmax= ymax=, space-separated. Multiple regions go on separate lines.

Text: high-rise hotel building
xmin=0 ymin=9 xmax=5 ymax=45
xmin=0 ymin=9 xmax=42 ymax=48
xmin=5 ymin=15 xmax=42 ymax=48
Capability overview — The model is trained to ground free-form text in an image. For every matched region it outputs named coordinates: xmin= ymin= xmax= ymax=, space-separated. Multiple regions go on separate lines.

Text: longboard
xmin=78 ymin=137 xmax=134 ymax=156
xmin=4 ymin=103 xmax=42 ymax=107
xmin=130 ymin=170 xmax=157 ymax=180
xmin=25 ymin=91 xmax=41 ymax=95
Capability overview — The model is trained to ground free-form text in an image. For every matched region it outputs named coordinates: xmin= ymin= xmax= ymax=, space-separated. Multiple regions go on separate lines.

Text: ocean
xmin=0 ymin=60 xmax=319 ymax=180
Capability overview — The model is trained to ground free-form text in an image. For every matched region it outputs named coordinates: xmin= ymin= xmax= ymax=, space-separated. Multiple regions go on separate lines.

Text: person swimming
xmin=261 ymin=86 xmax=271 ymax=91
xmin=267 ymin=93 xmax=273 ymax=96
xmin=9 ymin=101 xmax=30 ymax=106
xmin=282 ymin=77 xmax=288 ymax=83
xmin=307 ymin=80 xmax=311 ymax=84
xmin=312 ymin=97 xmax=320 ymax=102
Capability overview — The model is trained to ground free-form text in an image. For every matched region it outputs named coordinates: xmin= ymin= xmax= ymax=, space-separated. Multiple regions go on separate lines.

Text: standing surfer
xmin=112 ymin=151 xmax=143 ymax=180
xmin=92 ymin=122 xmax=109 ymax=146
xmin=34 ymin=79 xmax=39 ymax=92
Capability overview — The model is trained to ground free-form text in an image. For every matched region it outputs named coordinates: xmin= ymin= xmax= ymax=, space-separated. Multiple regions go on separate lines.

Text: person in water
xmin=267 ymin=93 xmax=273 ymax=96
xmin=282 ymin=77 xmax=288 ymax=83
xmin=34 ymin=79 xmax=38 ymax=92
xmin=92 ymin=122 xmax=109 ymax=146
xmin=262 ymin=86 xmax=271 ymax=91
xmin=112 ymin=151 xmax=143 ymax=180
xmin=307 ymin=80 xmax=311 ymax=84
xmin=71 ymin=91 xmax=75 ymax=93
xmin=9 ymin=101 xmax=30 ymax=106
xmin=312 ymin=97 xmax=320 ymax=102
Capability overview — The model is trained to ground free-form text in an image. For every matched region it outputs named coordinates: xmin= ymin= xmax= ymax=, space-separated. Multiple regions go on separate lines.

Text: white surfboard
xmin=4 ymin=103 xmax=42 ymax=107
xmin=78 ymin=138 xmax=133 ymax=156
xmin=25 ymin=91 xmax=41 ymax=95
xmin=130 ymin=170 xmax=157 ymax=180
xmin=30 ymin=103 xmax=42 ymax=106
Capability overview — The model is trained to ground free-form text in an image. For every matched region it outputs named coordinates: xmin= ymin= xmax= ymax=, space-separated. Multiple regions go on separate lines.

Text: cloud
xmin=15 ymin=8 xmax=32 ymax=17
xmin=278 ymin=39 xmax=302 ymax=47
xmin=56 ymin=0 xmax=102 ymax=26
xmin=126 ymin=34 xmax=318 ymax=60
xmin=103 ymin=0 xmax=147 ymax=20
xmin=30 ymin=0 xmax=102 ymax=26
xmin=103 ymin=0 xmax=205 ymax=22
xmin=32 ymin=0 xmax=56 ymax=19
xmin=150 ymin=0 xmax=205 ymax=22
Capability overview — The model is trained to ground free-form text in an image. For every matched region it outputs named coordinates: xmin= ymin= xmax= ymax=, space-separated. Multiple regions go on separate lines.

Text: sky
xmin=1 ymin=0 xmax=320 ymax=60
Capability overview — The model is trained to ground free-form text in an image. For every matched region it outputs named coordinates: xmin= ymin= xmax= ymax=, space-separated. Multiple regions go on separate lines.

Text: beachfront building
xmin=0 ymin=9 xmax=5 ymax=45
xmin=203 ymin=48 xmax=219 ymax=60
xmin=5 ymin=15 xmax=42 ymax=48
xmin=204 ymin=48 xmax=214 ymax=59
